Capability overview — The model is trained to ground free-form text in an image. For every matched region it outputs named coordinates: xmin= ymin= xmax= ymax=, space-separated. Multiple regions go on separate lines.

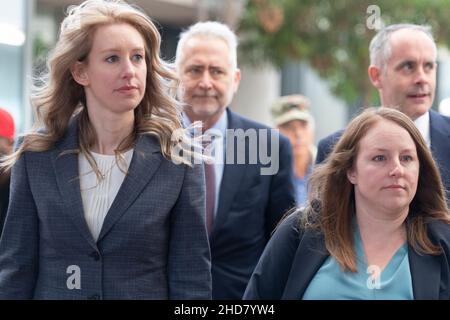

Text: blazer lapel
xmin=408 ymin=245 xmax=441 ymax=299
xmin=282 ymin=230 xmax=329 ymax=299
xmin=53 ymin=118 xmax=97 ymax=249
xmin=97 ymin=134 xmax=162 ymax=242
xmin=213 ymin=110 xmax=246 ymax=235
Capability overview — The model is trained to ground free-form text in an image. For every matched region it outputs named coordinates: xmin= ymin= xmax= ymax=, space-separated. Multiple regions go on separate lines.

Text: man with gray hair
xmin=176 ymin=21 xmax=296 ymax=299
xmin=316 ymin=23 xmax=450 ymax=201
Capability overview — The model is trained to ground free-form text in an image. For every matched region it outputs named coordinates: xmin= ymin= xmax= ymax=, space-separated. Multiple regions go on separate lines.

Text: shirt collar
xmin=182 ymin=110 xmax=228 ymax=138
xmin=413 ymin=111 xmax=430 ymax=147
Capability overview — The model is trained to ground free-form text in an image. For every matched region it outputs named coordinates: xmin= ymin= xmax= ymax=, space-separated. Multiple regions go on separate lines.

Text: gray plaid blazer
xmin=0 ymin=117 xmax=211 ymax=299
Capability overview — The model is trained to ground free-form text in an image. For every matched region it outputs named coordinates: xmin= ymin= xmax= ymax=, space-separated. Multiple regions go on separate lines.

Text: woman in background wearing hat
xmin=0 ymin=107 xmax=15 ymax=236
xmin=271 ymin=95 xmax=316 ymax=206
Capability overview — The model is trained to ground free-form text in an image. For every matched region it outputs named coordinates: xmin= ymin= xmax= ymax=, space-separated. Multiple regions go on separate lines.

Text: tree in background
xmin=238 ymin=0 xmax=450 ymax=107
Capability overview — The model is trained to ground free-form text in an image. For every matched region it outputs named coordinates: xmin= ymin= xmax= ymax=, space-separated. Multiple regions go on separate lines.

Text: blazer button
xmin=89 ymin=251 xmax=100 ymax=261
xmin=88 ymin=294 xmax=100 ymax=300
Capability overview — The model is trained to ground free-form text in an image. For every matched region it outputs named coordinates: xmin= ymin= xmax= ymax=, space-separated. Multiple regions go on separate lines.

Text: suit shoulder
xmin=318 ymin=129 xmax=344 ymax=147
xmin=431 ymin=109 xmax=450 ymax=121
xmin=227 ymin=110 xmax=290 ymax=145
xmin=228 ymin=109 xmax=272 ymax=130
xmin=274 ymin=211 xmax=303 ymax=240
xmin=316 ymin=129 xmax=344 ymax=164
xmin=427 ymin=220 xmax=450 ymax=243
xmin=430 ymin=110 xmax=450 ymax=130
xmin=425 ymin=220 xmax=450 ymax=260
xmin=440 ymin=113 xmax=450 ymax=124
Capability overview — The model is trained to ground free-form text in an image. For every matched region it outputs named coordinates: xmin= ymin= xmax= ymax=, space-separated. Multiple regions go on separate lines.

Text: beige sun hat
xmin=271 ymin=94 xmax=313 ymax=126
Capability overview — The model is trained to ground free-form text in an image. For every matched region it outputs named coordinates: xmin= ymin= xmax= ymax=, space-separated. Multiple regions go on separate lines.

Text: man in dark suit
xmin=316 ymin=24 xmax=450 ymax=199
xmin=176 ymin=21 xmax=296 ymax=299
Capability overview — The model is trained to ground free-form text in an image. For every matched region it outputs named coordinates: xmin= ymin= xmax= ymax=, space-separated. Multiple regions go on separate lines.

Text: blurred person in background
xmin=271 ymin=95 xmax=316 ymax=206
xmin=0 ymin=107 xmax=15 ymax=235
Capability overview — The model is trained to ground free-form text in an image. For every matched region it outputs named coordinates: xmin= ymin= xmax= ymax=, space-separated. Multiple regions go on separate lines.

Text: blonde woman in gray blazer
xmin=0 ymin=0 xmax=211 ymax=299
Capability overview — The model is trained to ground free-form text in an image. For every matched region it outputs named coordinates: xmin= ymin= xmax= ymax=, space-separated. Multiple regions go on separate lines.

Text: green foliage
xmin=238 ymin=0 xmax=450 ymax=105
xmin=33 ymin=33 xmax=51 ymax=66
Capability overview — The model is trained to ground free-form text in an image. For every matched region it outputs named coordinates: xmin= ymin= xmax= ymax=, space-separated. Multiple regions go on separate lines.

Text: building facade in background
xmin=0 ymin=0 xmax=32 ymax=134
xmin=8 ymin=1 xmax=450 ymax=142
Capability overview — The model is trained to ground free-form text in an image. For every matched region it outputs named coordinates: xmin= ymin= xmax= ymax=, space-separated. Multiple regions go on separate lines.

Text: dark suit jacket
xmin=0 ymin=117 xmax=211 ymax=299
xmin=316 ymin=110 xmax=450 ymax=201
xmin=210 ymin=108 xmax=296 ymax=299
xmin=244 ymin=213 xmax=450 ymax=299
xmin=0 ymin=173 xmax=9 ymax=236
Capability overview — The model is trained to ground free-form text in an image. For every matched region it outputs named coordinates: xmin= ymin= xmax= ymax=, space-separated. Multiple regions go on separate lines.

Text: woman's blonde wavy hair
xmin=303 ymin=107 xmax=450 ymax=272
xmin=1 ymin=0 xmax=196 ymax=174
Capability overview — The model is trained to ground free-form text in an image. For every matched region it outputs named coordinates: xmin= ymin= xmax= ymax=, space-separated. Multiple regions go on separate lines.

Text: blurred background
xmin=2 ymin=0 xmax=450 ymax=143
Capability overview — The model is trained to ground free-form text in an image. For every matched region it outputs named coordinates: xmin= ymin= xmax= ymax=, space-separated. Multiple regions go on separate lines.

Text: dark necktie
xmin=204 ymin=161 xmax=216 ymax=235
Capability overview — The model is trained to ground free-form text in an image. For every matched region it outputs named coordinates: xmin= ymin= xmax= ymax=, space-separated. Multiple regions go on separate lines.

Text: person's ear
xmin=368 ymin=65 xmax=382 ymax=89
xmin=347 ymin=167 xmax=357 ymax=185
xmin=232 ymin=68 xmax=241 ymax=94
xmin=71 ymin=61 xmax=89 ymax=86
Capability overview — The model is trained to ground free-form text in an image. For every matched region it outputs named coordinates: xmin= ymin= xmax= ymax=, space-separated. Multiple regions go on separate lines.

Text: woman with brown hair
xmin=0 ymin=0 xmax=210 ymax=299
xmin=244 ymin=107 xmax=450 ymax=299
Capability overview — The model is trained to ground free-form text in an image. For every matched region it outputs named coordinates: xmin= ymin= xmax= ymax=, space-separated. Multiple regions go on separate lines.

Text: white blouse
xmin=79 ymin=149 xmax=134 ymax=241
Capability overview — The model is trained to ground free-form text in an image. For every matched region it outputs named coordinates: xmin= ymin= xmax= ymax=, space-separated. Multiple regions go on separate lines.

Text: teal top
xmin=302 ymin=224 xmax=414 ymax=300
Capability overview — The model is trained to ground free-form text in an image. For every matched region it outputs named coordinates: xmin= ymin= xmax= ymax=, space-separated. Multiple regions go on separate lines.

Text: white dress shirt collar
xmin=182 ymin=109 xmax=228 ymax=136
xmin=414 ymin=111 xmax=430 ymax=147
